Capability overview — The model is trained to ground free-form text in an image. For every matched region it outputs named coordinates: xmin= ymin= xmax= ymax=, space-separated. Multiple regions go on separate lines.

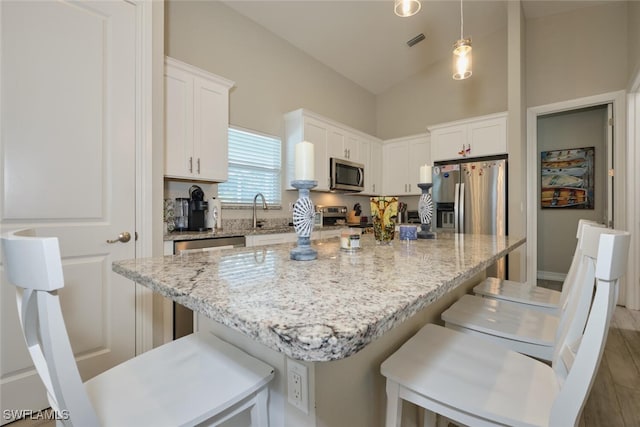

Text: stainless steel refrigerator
xmin=432 ymin=154 xmax=508 ymax=277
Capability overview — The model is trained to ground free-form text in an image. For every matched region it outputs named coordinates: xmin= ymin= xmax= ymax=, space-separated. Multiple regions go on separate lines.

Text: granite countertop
xmin=164 ymin=224 xmax=347 ymax=241
xmin=114 ymin=233 xmax=525 ymax=361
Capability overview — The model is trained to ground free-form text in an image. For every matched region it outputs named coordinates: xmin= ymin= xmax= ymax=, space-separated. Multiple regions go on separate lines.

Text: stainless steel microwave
xmin=330 ymin=158 xmax=364 ymax=192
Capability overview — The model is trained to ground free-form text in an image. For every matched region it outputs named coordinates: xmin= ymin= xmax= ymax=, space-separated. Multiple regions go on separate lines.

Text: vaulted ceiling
xmin=223 ymin=1 xmax=616 ymax=94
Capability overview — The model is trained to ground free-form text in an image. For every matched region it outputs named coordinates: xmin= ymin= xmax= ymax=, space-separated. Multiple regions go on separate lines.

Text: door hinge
xmin=608 ymin=117 xmax=613 ymax=126
xmin=608 ymin=169 xmax=615 ymax=177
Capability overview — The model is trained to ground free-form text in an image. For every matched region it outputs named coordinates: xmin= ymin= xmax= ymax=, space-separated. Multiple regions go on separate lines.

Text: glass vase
xmin=370 ymin=197 xmax=398 ymax=244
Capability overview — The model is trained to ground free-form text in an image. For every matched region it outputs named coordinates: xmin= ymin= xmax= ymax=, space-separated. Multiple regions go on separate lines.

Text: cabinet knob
xmin=197 ymin=158 xmax=201 ymax=174
xmin=189 ymin=157 xmax=193 ymax=173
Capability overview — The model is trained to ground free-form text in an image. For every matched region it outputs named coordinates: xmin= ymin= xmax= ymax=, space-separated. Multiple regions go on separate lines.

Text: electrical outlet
xmin=287 ymin=358 xmax=309 ymax=414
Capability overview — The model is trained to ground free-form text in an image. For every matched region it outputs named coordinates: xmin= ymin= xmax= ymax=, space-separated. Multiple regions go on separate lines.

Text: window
xmin=218 ymin=127 xmax=282 ymax=208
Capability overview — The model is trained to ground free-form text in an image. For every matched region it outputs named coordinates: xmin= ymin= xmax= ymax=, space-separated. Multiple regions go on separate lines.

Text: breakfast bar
xmin=113 ymin=233 xmax=525 ymax=426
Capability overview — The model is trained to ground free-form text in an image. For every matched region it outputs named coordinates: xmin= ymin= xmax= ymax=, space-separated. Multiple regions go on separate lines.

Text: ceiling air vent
xmin=406 ymin=33 xmax=426 ymax=47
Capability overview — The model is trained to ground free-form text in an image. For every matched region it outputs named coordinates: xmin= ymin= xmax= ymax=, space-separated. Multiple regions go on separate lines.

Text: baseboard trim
xmin=537 ymin=271 xmax=566 ymax=282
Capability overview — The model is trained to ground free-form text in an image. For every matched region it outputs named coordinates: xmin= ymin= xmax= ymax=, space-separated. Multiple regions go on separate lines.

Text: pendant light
xmin=394 ymin=0 xmax=421 ymax=17
xmin=452 ymin=0 xmax=472 ymax=80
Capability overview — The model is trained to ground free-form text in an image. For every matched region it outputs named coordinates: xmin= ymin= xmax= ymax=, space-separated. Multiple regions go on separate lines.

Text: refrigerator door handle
xmin=454 ymin=183 xmax=460 ymax=232
xmin=459 ymin=183 xmax=465 ymax=234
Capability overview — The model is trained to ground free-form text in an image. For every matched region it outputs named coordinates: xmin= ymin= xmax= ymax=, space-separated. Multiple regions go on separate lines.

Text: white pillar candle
xmin=295 ymin=141 xmax=315 ymax=180
xmin=419 ymin=164 xmax=432 ymax=183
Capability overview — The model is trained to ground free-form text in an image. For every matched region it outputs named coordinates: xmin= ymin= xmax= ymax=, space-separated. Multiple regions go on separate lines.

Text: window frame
xmin=218 ymin=126 xmax=283 ymax=209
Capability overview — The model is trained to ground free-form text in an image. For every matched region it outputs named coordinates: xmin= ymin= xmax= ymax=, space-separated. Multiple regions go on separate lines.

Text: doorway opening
xmin=536 ymin=105 xmax=611 ymax=283
xmin=526 ymin=91 xmax=627 ymax=305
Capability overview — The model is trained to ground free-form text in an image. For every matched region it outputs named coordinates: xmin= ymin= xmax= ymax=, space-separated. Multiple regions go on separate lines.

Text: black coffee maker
xmin=188 ymin=185 xmax=208 ymax=231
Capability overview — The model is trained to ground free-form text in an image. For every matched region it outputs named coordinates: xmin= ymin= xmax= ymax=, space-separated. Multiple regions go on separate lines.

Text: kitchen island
xmin=114 ymin=233 xmax=525 ymax=426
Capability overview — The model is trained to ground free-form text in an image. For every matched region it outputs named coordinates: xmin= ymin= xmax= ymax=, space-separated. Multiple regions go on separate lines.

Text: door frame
xmin=134 ymin=0 xmax=163 ymax=354
xmin=526 ymin=90 xmax=634 ymax=307
xmin=626 ymin=72 xmax=640 ymax=310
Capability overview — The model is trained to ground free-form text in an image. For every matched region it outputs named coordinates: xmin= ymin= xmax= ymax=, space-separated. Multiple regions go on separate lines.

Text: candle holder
xmin=290 ymin=180 xmax=318 ymax=260
xmin=417 ymin=183 xmax=436 ymax=239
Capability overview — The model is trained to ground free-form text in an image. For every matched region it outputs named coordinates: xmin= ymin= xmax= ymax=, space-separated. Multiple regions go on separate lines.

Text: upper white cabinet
xmin=284 ymin=109 xmax=381 ymax=192
xmin=369 ymin=141 xmax=383 ymax=195
xmin=382 ymin=134 xmax=430 ymax=196
xmin=285 ymin=110 xmax=331 ymax=191
xmin=429 ymin=112 xmax=507 ymax=162
xmin=164 ymin=57 xmax=234 ymax=182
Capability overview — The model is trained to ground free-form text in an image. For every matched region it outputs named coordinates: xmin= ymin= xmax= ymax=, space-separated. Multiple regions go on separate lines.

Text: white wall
xmin=629 ymin=1 xmax=640 ymax=85
xmin=165 ymin=0 xmax=380 ymax=221
xmin=526 ymin=2 xmax=628 ymax=108
xmin=165 ymin=0 xmax=376 ymax=137
xmin=507 ymin=1 xmax=527 ymax=281
xmin=375 ymin=27 xmax=508 ymax=140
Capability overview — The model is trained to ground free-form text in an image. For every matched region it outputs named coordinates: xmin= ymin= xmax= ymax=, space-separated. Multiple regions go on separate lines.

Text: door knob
xmin=106 ymin=232 xmax=131 ymax=244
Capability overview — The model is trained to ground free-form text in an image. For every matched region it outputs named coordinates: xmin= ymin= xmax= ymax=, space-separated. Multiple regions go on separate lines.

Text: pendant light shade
xmin=394 ymin=0 xmax=421 ymax=17
xmin=452 ymin=0 xmax=472 ymax=80
xmin=453 ymin=38 xmax=472 ymax=80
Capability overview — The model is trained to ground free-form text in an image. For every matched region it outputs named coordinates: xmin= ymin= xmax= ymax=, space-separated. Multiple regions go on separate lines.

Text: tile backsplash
xmin=164 ymin=178 xmax=421 ymax=226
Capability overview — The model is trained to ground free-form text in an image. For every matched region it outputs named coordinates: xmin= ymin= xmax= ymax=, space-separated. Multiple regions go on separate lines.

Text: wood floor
xmin=8 ymin=301 xmax=640 ymax=427
xmin=580 ymin=305 xmax=640 ymax=427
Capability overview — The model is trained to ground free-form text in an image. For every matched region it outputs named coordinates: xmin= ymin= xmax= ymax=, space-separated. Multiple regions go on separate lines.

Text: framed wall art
xmin=540 ymin=147 xmax=594 ymax=209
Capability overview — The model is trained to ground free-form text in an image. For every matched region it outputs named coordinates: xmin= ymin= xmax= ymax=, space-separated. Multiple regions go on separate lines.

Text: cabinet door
xmin=194 ymin=76 xmax=228 ymax=181
xmin=383 ymin=141 xmax=409 ymax=195
xmin=246 ymin=233 xmax=297 ymax=247
xmin=431 ymin=125 xmax=466 ymax=162
xmin=467 ymin=117 xmax=507 ymax=158
xmin=327 ymin=126 xmax=346 ymax=160
xmin=303 ymin=117 xmax=330 ymax=190
xmin=408 ymin=139 xmax=430 ymax=195
xmin=368 ymin=141 xmax=382 ymax=195
xmin=359 ymin=140 xmax=371 ymax=194
xmin=165 ymin=66 xmax=194 ymax=178
xmin=344 ymin=134 xmax=360 ymax=162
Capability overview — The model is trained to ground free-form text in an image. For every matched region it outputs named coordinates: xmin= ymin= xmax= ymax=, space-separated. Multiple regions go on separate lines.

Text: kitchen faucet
xmin=253 ymin=193 xmax=268 ymax=228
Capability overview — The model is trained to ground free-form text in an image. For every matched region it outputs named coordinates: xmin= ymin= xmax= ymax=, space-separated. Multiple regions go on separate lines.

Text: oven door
xmin=330 ymin=158 xmax=364 ymax=192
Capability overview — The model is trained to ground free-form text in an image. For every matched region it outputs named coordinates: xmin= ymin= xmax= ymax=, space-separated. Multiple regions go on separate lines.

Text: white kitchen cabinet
xmin=164 ymin=57 xmax=234 ymax=182
xmin=245 ymin=232 xmax=298 ymax=247
xmin=245 ymin=228 xmax=347 ymax=247
xmin=327 ymin=125 xmax=363 ymax=162
xmin=285 ymin=110 xmax=330 ymax=191
xmin=344 ymin=134 xmax=360 ymax=162
xmin=367 ymin=140 xmax=383 ymax=195
xmin=327 ymin=126 xmax=347 ymax=160
xmin=430 ymin=112 xmax=507 ymax=162
xmin=382 ymin=134 xmax=430 ymax=196
xmin=285 ymin=109 xmax=381 ymax=192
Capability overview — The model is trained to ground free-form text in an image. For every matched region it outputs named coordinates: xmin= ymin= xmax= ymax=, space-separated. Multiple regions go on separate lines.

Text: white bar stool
xmin=440 ymin=223 xmax=615 ymax=361
xmin=381 ymin=230 xmax=630 ymax=427
xmin=473 ymin=219 xmax=601 ymax=314
xmin=2 ymin=229 xmax=274 ymax=427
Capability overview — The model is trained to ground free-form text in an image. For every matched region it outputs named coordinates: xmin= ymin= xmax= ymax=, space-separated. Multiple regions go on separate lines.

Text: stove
xmin=316 ymin=205 xmax=347 ymax=226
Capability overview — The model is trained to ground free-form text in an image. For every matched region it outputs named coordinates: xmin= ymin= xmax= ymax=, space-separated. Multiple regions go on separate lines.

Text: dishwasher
xmin=173 ymin=235 xmax=245 ymax=339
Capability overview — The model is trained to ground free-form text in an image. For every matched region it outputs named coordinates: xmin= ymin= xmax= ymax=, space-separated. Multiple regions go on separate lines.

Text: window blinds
xmin=218 ymin=127 xmax=282 ymax=208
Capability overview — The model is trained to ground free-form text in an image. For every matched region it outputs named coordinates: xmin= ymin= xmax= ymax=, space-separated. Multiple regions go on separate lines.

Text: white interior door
xmin=1 ymin=1 xmax=137 ymax=422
